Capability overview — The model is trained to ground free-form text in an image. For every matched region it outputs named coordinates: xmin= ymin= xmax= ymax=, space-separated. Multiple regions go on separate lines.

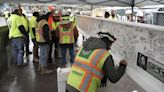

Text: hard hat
xmin=136 ymin=11 xmax=143 ymax=17
xmin=125 ymin=10 xmax=132 ymax=15
xmin=97 ymin=32 xmax=116 ymax=42
xmin=40 ymin=7 xmax=49 ymax=15
xmin=60 ymin=20 xmax=71 ymax=25
xmin=48 ymin=6 xmax=55 ymax=11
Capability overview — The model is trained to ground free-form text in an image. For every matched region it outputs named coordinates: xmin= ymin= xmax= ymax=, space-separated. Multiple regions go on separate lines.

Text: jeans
xmin=24 ymin=35 xmax=30 ymax=52
xmin=60 ymin=44 xmax=75 ymax=66
xmin=33 ymin=41 xmax=39 ymax=58
xmin=39 ymin=44 xmax=50 ymax=67
xmin=11 ymin=38 xmax=24 ymax=65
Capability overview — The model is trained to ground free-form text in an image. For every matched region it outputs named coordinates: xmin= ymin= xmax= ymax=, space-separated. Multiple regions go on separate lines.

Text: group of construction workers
xmin=104 ymin=10 xmax=118 ymax=20
xmin=7 ymin=5 xmax=127 ymax=92
xmin=8 ymin=5 xmax=78 ymax=74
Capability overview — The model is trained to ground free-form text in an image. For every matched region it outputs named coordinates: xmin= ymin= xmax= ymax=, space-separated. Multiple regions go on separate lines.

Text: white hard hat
xmin=125 ymin=10 xmax=132 ymax=15
xmin=136 ymin=11 xmax=143 ymax=17
xmin=97 ymin=32 xmax=116 ymax=42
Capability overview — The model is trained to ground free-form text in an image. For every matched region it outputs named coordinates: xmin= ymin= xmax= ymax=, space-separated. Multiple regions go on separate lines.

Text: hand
xmin=97 ymin=31 xmax=102 ymax=35
xmin=100 ymin=76 xmax=107 ymax=87
xmin=120 ymin=59 xmax=127 ymax=66
xmin=32 ymin=39 xmax=36 ymax=43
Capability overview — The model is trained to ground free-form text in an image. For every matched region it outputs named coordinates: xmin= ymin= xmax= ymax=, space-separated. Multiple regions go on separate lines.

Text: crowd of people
xmin=6 ymin=5 xmax=127 ymax=92
xmin=7 ymin=5 xmax=78 ymax=74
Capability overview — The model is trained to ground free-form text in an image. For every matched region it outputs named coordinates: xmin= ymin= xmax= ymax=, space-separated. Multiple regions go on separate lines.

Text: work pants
xmin=39 ymin=44 xmax=50 ymax=67
xmin=60 ymin=44 xmax=75 ymax=66
xmin=11 ymin=38 xmax=24 ymax=65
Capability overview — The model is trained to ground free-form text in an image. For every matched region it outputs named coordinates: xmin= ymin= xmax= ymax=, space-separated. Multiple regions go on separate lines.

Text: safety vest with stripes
xmin=36 ymin=19 xmax=51 ymax=42
xmin=58 ymin=23 xmax=75 ymax=44
xmin=67 ymin=47 xmax=110 ymax=92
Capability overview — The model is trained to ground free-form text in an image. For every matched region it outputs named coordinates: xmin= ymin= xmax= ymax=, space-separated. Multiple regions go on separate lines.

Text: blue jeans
xmin=60 ymin=44 xmax=75 ymax=66
xmin=39 ymin=44 xmax=50 ymax=67
xmin=11 ymin=38 xmax=24 ymax=65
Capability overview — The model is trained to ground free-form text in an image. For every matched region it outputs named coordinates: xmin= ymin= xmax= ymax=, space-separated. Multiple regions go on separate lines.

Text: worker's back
xmin=8 ymin=14 xmax=23 ymax=39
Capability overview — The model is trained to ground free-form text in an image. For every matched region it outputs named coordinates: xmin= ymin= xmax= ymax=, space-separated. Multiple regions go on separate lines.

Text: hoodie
xmin=66 ymin=37 xmax=126 ymax=92
xmin=83 ymin=37 xmax=107 ymax=51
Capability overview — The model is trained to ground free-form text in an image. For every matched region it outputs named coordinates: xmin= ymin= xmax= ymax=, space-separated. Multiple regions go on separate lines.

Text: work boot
xmin=26 ymin=51 xmax=32 ymax=56
xmin=33 ymin=57 xmax=39 ymax=63
xmin=37 ymin=64 xmax=41 ymax=72
xmin=40 ymin=66 xmax=53 ymax=74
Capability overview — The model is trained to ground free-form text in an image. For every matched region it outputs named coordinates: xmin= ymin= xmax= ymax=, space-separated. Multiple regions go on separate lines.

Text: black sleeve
xmin=18 ymin=25 xmax=28 ymax=37
xmin=32 ymin=28 xmax=36 ymax=37
xmin=103 ymin=55 xmax=126 ymax=83
xmin=42 ymin=24 xmax=50 ymax=42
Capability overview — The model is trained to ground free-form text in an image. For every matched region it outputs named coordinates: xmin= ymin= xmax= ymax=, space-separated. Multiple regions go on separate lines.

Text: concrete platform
xmin=0 ymin=55 xmax=146 ymax=92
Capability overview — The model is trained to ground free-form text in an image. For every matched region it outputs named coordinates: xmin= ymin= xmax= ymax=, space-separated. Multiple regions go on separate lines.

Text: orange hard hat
xmin=48 ymin=6 xmax=55 ymax=11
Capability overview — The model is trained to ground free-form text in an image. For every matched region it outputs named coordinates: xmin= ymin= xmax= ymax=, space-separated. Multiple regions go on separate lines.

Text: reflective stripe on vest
xmin=52 ymin=22 xmax=60 ymax=30
xmin=67 ymin=48 xmax=110 ymax=92
xmin=59 ymin=24 xmax=75 ymax=44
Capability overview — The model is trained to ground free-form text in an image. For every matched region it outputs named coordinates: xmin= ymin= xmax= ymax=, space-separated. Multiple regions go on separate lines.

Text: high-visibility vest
xmin=52 ymin=22 xmax=60 ymax=30
xmin=29 ymin=16 xmax=37 ymax=39
xmin=67 ymin=47 xmax=110 ymax=92
xmin=58 ymin=23 xmax=75 ymax=44
xmin=69 ymin=16 xmax=77 ymax=25
xmin=36 ymin=19 xmax=51 ymax=42
xmin=109 ymin=15 xmax=118 ymax=21
xmin=20 ymin=15 xmax=29 ymax=32
xmin=8 ymin=14 xmax=23 ymax=39
xmin=48 ymin=15 xmax=60 ymax=31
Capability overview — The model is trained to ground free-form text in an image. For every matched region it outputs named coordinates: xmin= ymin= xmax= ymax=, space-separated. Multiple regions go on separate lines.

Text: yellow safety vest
xmin=58 ymin=24 xmax=75 ymax=44
xmin=29 ymin=16 xmax=37 ymax=39
xmin=109 ymin=15 xmax=118 ymax=21
xmin=67 ymin=47 xmax=110 ymax=92
xmin=8 ymin=14 xmax=23 ymax=39
xmin=52 ymin=22 xmax=60 ymax=31
xmin=20 ymin=15 xmax=29 ymax=32
xmin=36 ymin=19 xmax=51 ymax=42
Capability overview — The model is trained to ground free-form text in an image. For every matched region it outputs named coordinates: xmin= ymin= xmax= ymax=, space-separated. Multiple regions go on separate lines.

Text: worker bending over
xmin=66 ymin=32 xmax=127 ymax=92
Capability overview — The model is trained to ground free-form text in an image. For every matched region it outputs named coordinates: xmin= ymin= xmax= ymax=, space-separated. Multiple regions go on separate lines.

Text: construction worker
xmin=109 ymin=9 xmax=118 ymax=20
xmin=3 ymin=9 xmax=10 ymax=22
xmin=18 ymin=8 xmax=32 ymax=55
xmin=66 ymin=32 xmax=127 ymax=92
xmin=52 ymin=10 xmax=62 ymax=59
xmin=47 ymin=6 xmax=61 ymax=63
xmin=8 ymin=8 xmax=28 ymax=66
xmin=104 ymin=11 xmax=110 ymax=18
xmin=136 ymin=11 xmax=145 ymax=23
xmin=56 ymin=18 xmax=79 ymax=67
xmin=36 ymin=12 xmax=53 ymax=74
xmin=29 ymin=12 xmax=39 ymax=62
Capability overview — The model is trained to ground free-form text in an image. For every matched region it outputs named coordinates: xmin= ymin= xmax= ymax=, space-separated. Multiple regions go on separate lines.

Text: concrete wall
xmin=0 ymin=26 xmax=11 ymax=79
xmin=77 ymin=16 xmax=164 ymax=92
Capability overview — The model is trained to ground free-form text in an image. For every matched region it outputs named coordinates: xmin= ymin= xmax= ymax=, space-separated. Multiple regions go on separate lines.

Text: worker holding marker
xmin=66 ymin=31 xmax=127 ymax=92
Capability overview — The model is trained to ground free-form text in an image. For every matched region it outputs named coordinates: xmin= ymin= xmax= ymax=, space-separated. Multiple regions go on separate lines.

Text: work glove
xmin=120 ymin=59 xmax=127 ymax=66
xmin=32 ymin=38 xmax=36 ymax=43
xmin=100 ymin=76 xmax=107 ymax=87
